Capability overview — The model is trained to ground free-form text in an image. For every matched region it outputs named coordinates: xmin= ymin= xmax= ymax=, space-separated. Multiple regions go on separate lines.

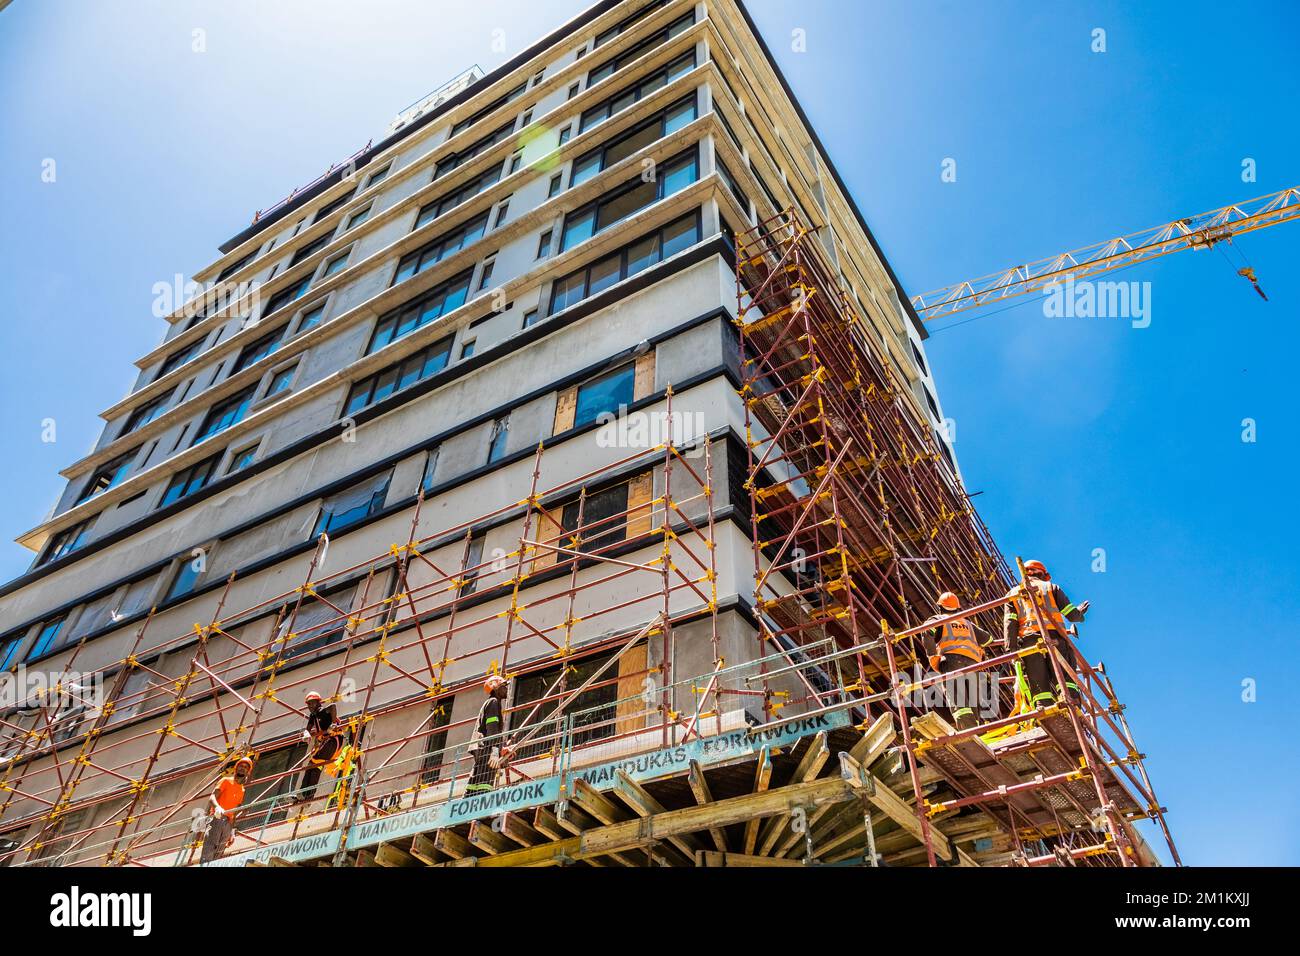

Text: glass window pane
xmin=660 ymin=153 xmax=698 ymax=197
xmin=423 ymin=343 xmax=452 ymax=378
xmin=587 ymin=254 xmax=622 ymax=297
xmin=664 ymin=99 xmax=697 ymax=135
xmin=574 ymin=365 xmax=635 ymax=428
xmin=627 ymin=234 xmax=661 ymax=276
xmin=604 ymin=122 xmax=659 ymax=168
xmin=570 ymin=155 xmax=602 ymax=188
xmin=596 ymin=180 xmax=655 ymax=231
xmin=562 ymin=208 xmax=597 ymax=250
xmin=661 ymin=215 xmax=698 ymax=258
xmin=551 ymin=273 xmax=586 ymax=313
xmin=372 ymin=368 xmax=400 ymax=403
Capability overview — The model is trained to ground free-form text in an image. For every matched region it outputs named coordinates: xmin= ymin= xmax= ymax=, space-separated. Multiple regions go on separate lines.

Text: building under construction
xmin=0 ymin=0 xmax=1177 ymax=869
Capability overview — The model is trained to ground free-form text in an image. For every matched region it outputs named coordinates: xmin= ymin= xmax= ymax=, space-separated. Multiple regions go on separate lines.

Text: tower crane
xmin=910 ymin=186 xmax=1300 ymax=321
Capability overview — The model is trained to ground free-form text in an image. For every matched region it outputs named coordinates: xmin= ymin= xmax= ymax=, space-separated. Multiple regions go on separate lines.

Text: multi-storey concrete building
xmin=3 ymin=0 xmax=1144 ymax=870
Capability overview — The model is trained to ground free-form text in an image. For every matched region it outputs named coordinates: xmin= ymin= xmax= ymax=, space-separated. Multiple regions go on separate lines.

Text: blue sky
xmin=1 ymin=1 xmax=1297 ymax=864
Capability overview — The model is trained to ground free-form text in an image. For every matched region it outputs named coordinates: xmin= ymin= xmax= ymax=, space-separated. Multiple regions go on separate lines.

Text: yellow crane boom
xmin=910 ymin=185 xmax=1300 ymax=320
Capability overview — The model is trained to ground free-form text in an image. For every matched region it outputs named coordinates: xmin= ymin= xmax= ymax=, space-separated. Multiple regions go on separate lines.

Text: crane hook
xmin=1238 ymin=267 xmax=1269 ymax=301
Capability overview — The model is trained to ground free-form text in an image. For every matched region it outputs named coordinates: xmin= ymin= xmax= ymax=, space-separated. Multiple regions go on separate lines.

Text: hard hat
xmin=233 ymin=757 xmax=254 ymax=773
xmin=938 ymin=591 xmax=960 ymax=610
xmin=305 ymin=691 xmax=323 ymax=703
xmin=1024 ymin=560 xmax=1050 ymax=580
xmin=484 ymin=675 xmax=507 ymax=694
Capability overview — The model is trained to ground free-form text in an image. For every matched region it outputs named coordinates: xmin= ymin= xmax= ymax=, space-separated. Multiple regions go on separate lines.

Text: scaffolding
xmin=0 ymin=209 xmax=1178 ymax=868
xmin=733 ymin=207 xmax=1179 ymax=867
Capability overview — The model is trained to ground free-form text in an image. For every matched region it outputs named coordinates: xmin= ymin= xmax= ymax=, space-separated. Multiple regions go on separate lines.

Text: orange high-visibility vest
xmin=937 ymin=617 xmax=983 ymax=662
xmin=1016 ymin=579 xmax=1066 ymax=636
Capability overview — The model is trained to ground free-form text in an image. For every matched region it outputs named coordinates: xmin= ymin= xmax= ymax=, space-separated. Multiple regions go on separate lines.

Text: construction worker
xmin=920 ymin=591 xmax=986 ymax=731
xmin=200 ymin=755 xmax=253 ymax=863
xmin=466 ymin=675 xmax=509 ymax=795
xmin=294 ymin=690 xmax=339 ymax=802
xmin=1003 ymin=560 xmax=1090 ymax=708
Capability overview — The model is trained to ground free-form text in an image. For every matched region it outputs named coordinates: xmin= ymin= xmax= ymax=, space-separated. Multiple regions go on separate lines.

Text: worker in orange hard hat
xmin=294 ymin=690 xmax=340 ymax=803
xmin=466 ymin=675 xmax=510 ymax=796
xmin=200 ymin=755 xmax=254 ymax=863
xmin=1003 ymin=560 xmax=1090 ymax=708
xmin=920 ymin=591 xmax=988 ymax=730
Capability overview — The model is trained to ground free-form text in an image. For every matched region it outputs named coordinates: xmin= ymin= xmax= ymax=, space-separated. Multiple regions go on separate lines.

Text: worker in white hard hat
xmin=466 ymin=675 xmax=510 ymax=795
xmin=294 ymin=690 xmax=340 ymax=803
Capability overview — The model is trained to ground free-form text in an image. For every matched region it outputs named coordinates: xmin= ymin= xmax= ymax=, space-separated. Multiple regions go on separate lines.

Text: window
xmin=232 ymin=325 xmax=286 ymax=373
xmin=418 ymin=700 xmax=454 ymax=784
xmin=911 ymin=341 xmax=928 ymax=376
xmin=289 ymin=233 xmax=330 ymax=267
xmin=227 ymin=443 xmax=259 ymax=474
xmin=477 ymin=258 xmax=496 ymax=292
xmin=561 ymin=147 xmax=698 ymax=252
xmin=261 ymin=275 xmax=312 ymax=317
xmin=345 ymin=336 xmax=454 ymax=416
xmin=510 ymin=650 xmax=619 ymax=755
xmin=395 ymin=214 xmax=488 ymax=285
xmin=1 ymin=636 xmax=21 ymax=670
xmin=548 ymin=173 xmax=563 ymax=198
xmin=296 ymin=302 xmax=326 ymax=334
xmin=165 ymin=552 xmax=206 ymax=602
xmin=549 ymin=211 xmax=700 ymax=315
xmin=39 ymin=518 xmax=96 ymax=566
xmin=508 ymin=150 xmax=523 ymax=175
xmin=493 ymin=200 xmax=511 ymax=228
xmin=217 ymin=250 xmax=256 ymax=282
xmin=157 ymin=340 xmax=202 ymax=380
xmin=277 ymin=586 xmax=357 ymax=660
xmin=421 ymin=446 xmax=440 ymax=491
xmin=266 ymin=363 xmax=297 ymax=397
xmin=313 ymin=188 xmax=355 ymax=224
xmin=558 ymin=126 xmax=572 ymax=146
xmin=487 ymin=417 xmax=509 ymax=464
xmin=449 ymin=82 xmax=526 ymax=138
xmin=522 ymin=308 xmax=540 ymax=329
xmin=26 ymin=617 xmax=67 ymax=661
xmin=567 ymin=82 xmax=580 ymax=100
xmin=581 ymin=52 xmax=695 ymax=136
xmin=193 ymin=386 xmax=256 ymax=444
xmin=322 ymin=250 xmax=350 ymax=277
xmin=77 ymin=448 xmax=140 ymax=504
xmin=244 ymin=742 xmax=308 ymax=823
xmin=369 ymin=272 xmax=472 ymax=353
xmin=586 ymin=12 xmax=695 ymax=89
xmin=519 ymin=108 xmax=533 ymax=128
xmin=572 ymin=96 xmax=697 ymax=192
xmin=716 ymin=158 xmax=751 ymax=221
xmin=365 ymin=163 xmax=392 ymax=188
xmin=574 ymin=364 xmax=635 ymax=429
xmin=924 ymin=386 xmax=941 ymax=421
xmin=122 ymin=392 xmax=170 ymax=435
xmin=459 ymin=534 xmax=486 ymax=596
xmin=531 ymin=70 xmax=544 ymax=87
xmin=562 ymin=482 xmax=630 ymax=553
xmin=537 ymin=229 xmax=553 ymax=259
xmin=345 ymin=204 xmax=371 ymax=230
xmin=159 ymin=454 xmax=220 ymax=508
xmin=314 ymin=471 xmax=392 ymax=537
xmin=594 ymin=0 xmax=668 ymax=49
xmin=459 ymin=339 xmax=476 ymax=360
xmin=414 ymin=167 xmax=501 ymax=234
xmin=435 ymin=120 xmax=514 ymax=179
